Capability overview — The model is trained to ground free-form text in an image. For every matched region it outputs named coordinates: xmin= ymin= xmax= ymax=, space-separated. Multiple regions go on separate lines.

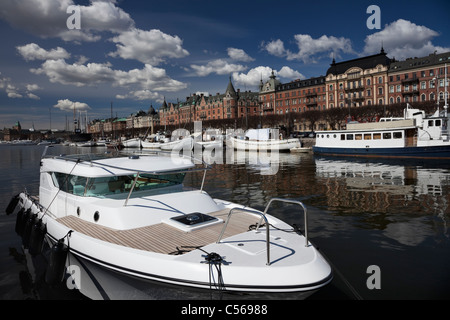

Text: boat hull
xmin=313 ymin=145 xmax=450 ymax=159
xmin=54 ymin=245 xmax=328 ymax=300
xmin=229 ymin=137 xmax=300 ymax=152
xmin=15 ymin=192 xmax=332 ymax=300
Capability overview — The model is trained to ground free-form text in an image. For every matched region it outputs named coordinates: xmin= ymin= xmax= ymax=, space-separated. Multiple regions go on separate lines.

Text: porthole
xmin=94 ymin=211 xmax=100 ymax=222
xmin=77 ymin=207 xmax=81 ymax=216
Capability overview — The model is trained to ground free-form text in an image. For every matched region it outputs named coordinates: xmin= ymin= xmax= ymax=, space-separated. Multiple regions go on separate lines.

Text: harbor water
xmin=1 ymin=144 xmax=449 ymax=300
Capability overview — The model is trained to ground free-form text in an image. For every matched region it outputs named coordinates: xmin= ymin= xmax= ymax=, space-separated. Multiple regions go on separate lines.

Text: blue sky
xmin=1 ymin=0 xmax=449 ymax=130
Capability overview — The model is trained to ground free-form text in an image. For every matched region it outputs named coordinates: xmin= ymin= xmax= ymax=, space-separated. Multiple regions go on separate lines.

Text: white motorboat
xmin=229 ymin=129 xmax=301 ymax=152
xmin=159 ymin=137 xmax=194 ymax=151
xmin=122 ymin=137 xmax=142 ymax=148
xmin=7 ymin=149 xmax=332 ymax=300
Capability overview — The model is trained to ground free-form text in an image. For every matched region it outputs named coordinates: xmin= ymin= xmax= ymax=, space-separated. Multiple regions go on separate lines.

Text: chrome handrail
xmin=217 ymin=207 xmax=271 ymax=266
xmin=260 ymin=198 xmax=309 ymax=247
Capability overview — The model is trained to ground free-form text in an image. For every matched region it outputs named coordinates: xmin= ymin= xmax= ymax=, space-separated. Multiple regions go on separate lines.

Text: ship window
xmin=364 ymin=134 xmax=372 ymax=140
xmin=435 ymin=119 xmax=441 ymax=126
xmin=51 ymin=172 xmax=186 ymax=197
xmin=383 ymin=132 xmax=392 ymax=139
xmin=355 ymin=134 xmax=362 ymax=140
xmin=373 ymin=133 xmax=381 ymax=140
xmin=428 ymin=120 xmax=434 ymax=127
xmin=346 ymin=134 xmax=354 ymax=140
xmin=341 ymin=134 xmax=346 ymax=140
xmin=393 ymin=132 xmax=403 ymax=139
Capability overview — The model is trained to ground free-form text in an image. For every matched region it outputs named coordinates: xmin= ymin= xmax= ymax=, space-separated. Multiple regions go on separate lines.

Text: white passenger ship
xmin=313 ymin=104 xmax=450 ymax=159
xmin=6 ymin=149 xmax=332 ymax=300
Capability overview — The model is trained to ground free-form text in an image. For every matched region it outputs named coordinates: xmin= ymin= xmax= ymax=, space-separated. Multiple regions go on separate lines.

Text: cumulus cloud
xmin=232 ymin=66 xmax=304 ymax=87
xmin=191 ymin=59 xmax=247 ymax=77
xmin=363 ymin=19 xmax=450 ymax=59
xmin=227 ymin=48 xmax=254 ymax=62
xmin=0 ymin=73 xmax=40 ymax=99
xmin=262 ymin=39 xmax=286 ymax=57
xmin=17 ymin=43 xmax=70 ymax=61
xmin=0 ymin=0 xmax=134 ymax=42
xmin=109 ymin=28 xmax=189 ymax=65
xmin=262 ymin=34 xmax=354 ymax=63
xmin=116 ymin=90 xmax=163 ymax=101
xmin=30 ymin=59 xmax=187 ymax=92
xmin=278 ymin=66 xmax=304 ymax=80
xmin=54 ymin=99 xmax=90 ymax=112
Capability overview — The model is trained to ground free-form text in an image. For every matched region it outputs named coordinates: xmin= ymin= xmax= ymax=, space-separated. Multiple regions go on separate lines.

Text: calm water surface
xmin=1 ymin=144 xmax=449 ymax=300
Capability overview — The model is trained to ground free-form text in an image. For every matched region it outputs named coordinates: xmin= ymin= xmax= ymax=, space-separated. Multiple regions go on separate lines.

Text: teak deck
xmin=56 ymin=209 xmax=260 ymax=255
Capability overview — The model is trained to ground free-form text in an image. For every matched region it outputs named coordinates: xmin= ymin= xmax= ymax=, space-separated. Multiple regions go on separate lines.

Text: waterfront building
xmin=325 ymin=48 xmax=392 ymax=110
xmin=158 ymin=77 xmax=259 ymax=127
xmin=387 ymin=51 xmax=450 ymax=106
xmin=87 ymin=50 xmax=450 ymax=133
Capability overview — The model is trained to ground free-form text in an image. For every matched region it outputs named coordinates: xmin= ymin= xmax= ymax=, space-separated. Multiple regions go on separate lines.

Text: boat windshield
xmin=52 ymin=172 xmax=186 ymax=197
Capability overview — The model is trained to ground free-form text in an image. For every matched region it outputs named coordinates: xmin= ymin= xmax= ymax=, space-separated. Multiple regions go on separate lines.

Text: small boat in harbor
xmin=228 ymin=128 xmax=301 ymax=152
xmin=313 ymin=104 xmax=450 ymax=159
xmin=6 ymin=149 xmax=332 ymax=300
xmin=122 ymin=137 xmax=142 ymax=148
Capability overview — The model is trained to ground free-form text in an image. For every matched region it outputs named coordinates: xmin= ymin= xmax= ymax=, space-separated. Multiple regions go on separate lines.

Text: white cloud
xmin=109 ymin=28 xmax=189 ymax=65
xmin=17 ymin=43 xmax=70 ymax=61
xmin=27 ymin=93 xmax=40 ymax=100
xmin=363 ymin=19 xmax=450 ymax=59
xmin=278 ymin=66 xmax=304 ymax=80
xmin=263 ymin=34 xmax=353 ymax=63
xmin=262 ymin=39 xmax=286 ymax=57
xmin=31 ymin=59 xmax=187 ymax=93
xmin=227 ymin=48 xmax=254 ymax=62
xmin=232 ymin=66 xmax=304 ymax=87
xmin=26 ymin=84 xmax=41 ymax=91
xmin=191 ymin=59 xmax=247 ymax=77
xmin=0 ymin=0 xmax=134 ymax=42
xmin=116 ymin=90 xmax=162 ymax=101
xmin=54 ymin=99 xmax=90 ymax=112
xmin=0 ymin=73 xmax=40 ymax=99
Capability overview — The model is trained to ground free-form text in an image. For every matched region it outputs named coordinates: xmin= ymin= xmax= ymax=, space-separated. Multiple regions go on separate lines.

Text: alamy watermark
xmin=66 ymin=5 xmax=81 ymax=30
xmin=366 ymin=265 xmax=381 ymax=290
xmin=366 ymin=5 xmax=381 ymax=30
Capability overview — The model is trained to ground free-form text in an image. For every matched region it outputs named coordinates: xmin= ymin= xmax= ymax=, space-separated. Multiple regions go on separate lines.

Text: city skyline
xmin=1 ymin=0 xmax=449 ymax=130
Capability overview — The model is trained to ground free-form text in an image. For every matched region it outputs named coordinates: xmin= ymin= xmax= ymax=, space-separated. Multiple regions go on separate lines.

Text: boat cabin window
xmin=346 ymin=134 xmax=354 ymax=140
xmin=393 ymin=131 xmax=403 ymax=139
xmin=383 ymin=132 xmax=392 ymax=139
xmin=50 ymin=172 xmax=186 ymax=197
xmin=364 ymin=134 xmax=372 ymax=140
xmin=340 ymin=134 xmax=345 ymax=140
xmin=355 ymin=134 xmax=362 ymax=140
xmin=393 ymin=132 xmax=403 ymax=139
xmin=373 ymin=133 xmax=381 ymax=140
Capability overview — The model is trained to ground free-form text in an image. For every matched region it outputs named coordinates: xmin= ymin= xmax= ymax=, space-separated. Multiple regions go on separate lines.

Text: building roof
xmin=389 ymin=51 xmax=450 ymax=73
xmin=326 ymin=48 xmax=392 ymax=76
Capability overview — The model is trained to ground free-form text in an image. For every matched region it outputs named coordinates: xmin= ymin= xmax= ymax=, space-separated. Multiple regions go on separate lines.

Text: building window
xmin=421 ymin=81 xmax=426 ymax=89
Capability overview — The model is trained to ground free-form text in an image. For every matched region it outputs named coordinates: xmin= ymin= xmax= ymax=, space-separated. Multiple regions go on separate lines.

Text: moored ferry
xmin=313 ymin=104 xmax=450 ymax=159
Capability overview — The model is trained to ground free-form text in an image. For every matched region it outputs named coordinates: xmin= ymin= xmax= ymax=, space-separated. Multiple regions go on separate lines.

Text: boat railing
xmin=261 ymin=198 xmax=309 ymax=247
xmin=217 ymin=198 xmax=309 ymax=266
xmin=217 ymin=207 xmax=272 ymax=265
